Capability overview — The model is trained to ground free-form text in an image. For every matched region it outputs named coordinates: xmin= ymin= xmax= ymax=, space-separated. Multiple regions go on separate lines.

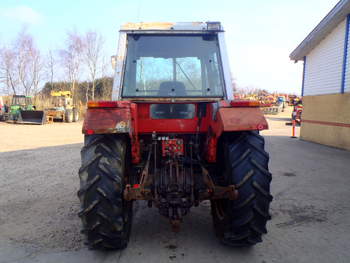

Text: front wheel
xmin=78 ymin=134 xmax=133 ymax=249
xmin=211 ymin=131 xmax=272 ymax=247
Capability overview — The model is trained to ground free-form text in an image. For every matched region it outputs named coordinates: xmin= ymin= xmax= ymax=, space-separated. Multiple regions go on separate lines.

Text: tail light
xmin=87 ymin=101 xmax=130 ymax=108
xmin=230 ymin=100 xmax=260 ymax=107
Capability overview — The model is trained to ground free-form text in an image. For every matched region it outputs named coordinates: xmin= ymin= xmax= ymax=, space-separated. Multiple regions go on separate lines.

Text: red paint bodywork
xmin=83 ymin=108 xmax=131 ymax=134
xmin=83 ymin=100 xmax=268 ymax=163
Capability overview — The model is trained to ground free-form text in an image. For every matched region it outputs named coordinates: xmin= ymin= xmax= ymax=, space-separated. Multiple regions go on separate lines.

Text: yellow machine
xmin=50 ymin=91 xmax=72 ymax=97
xmin=46 ymin=91 xmax=79 ymax=122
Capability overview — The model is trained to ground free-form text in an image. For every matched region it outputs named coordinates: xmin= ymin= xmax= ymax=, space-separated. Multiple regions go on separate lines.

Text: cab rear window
xmin=122 ymin=35 xmax=224 ymax=98
xmin=150 ymin=104 xmax=195 ymax=119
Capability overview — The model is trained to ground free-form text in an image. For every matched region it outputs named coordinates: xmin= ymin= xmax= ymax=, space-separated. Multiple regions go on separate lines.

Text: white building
xmin=290 ymin=0 xmax=350 ymax=150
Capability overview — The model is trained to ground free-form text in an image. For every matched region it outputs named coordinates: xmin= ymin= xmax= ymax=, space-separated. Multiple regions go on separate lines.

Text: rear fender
xmin=82 ymin=107 xmax=132 ymax=135
xmin=82 ymin=102 xmax=141 ymax=164
xmin=212 ymin=107 xmax=268 ymax=135
xmin=206 ymin=105 xmax=268 ymax=162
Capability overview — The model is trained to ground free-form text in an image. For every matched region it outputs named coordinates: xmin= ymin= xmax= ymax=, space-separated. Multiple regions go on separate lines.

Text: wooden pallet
xmin=46 ymin=115 xmax=54 ymax=124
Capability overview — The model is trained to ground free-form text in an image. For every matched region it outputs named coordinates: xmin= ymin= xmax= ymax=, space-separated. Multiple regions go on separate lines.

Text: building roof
xmin=290 ymin=0 xmax=350 ymax=61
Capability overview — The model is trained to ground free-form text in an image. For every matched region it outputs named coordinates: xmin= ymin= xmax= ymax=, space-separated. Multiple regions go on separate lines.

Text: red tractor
xmin=78 ymin=22 xmax=272 ymax=250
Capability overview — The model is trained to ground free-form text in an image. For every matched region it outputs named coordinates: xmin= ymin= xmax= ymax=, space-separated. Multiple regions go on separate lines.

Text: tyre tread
xmin=78 ymin=134 xmax=132 ymax=250
xmin=211 ymin=131 xmax=272 ymax=247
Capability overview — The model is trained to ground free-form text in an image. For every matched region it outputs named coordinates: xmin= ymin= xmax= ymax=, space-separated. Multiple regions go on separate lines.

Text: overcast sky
xmin=0 ymin=0 xmax=340 ymax=94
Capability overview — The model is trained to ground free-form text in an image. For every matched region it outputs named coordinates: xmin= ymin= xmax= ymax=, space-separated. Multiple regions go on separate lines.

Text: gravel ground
xmin=0 ymin=108 xmax=350 ymax=263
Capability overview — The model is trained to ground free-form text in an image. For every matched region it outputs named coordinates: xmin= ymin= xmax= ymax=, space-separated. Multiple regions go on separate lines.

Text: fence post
xmin=291 ymin=119 xmax=297 ymax=138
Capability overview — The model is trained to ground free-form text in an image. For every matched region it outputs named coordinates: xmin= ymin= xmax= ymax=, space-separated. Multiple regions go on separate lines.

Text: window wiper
xmin=175 ymin=61 xmax=197 ymax=90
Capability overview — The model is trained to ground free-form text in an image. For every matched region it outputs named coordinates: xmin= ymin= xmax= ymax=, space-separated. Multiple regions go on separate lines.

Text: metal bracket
xmin=200 ymin=167 xmax=238 ymax=200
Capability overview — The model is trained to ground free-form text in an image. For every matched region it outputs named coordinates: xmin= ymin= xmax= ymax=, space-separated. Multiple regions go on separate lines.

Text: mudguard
xmin=82 ymin=108 xmax=131 ymax=135
xmin=206 ymin=106 xmax=268 ymax=163
xmin=211 ymin=107 xmax=268 ymax=136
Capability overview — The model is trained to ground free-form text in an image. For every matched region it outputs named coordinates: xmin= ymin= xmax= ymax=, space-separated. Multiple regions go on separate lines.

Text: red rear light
xmin=86 ymin=129 xmax=95 ymax=135
xmin=257 ymin=124 xmax=265 ymax=130
xmin=88 ymin=101 xmax=119 ymax=108
xmin=230 ymin=100 xmax=260 ymax=107
xmin=87 ymin=101 xmax=130 ymax=108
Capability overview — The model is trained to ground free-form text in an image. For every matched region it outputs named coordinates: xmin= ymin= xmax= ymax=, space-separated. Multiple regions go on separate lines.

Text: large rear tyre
xmin=78 ymin=134 xmax=133 ymax=250
xmin=211 ymin=131 xmax=272 ymax=247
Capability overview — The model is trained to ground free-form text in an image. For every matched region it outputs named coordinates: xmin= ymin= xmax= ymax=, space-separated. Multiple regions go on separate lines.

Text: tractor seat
xmin=158 ymin=81 xmax=186 ymax=97
xmin=154 ymin=81 xmax=189 ymax=118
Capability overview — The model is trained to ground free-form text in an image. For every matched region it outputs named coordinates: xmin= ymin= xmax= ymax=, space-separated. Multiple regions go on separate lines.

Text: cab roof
xmin=120 ymin=22 xmax=223 ymax=32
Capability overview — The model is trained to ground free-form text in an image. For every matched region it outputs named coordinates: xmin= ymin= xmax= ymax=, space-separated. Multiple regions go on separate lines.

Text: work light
xmin=206 ymin=22 xmax=222 ymax=31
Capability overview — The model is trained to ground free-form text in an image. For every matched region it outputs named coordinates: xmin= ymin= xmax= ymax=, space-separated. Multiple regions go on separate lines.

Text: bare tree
xmin=0 ymin=47 xmax=18 ymax=94
xmin=0 ymin=30 xmax=43 ymax=96
xmin=16 ymin=30 xmax=33 ymax=95
xmin=100 ymin=55 xmax=114 ymax=99
xmin=12 ymin=29 xmax=43 ymax=96
xmin=83 ymin=30 xmax=104 ymax=100
xmin=60 ymin=30 xmax=84 ymax=101
xmin=31 ymin=46 xmax=43 ymax=94
xmin=46 ymin=50 xmax=55 ymax=90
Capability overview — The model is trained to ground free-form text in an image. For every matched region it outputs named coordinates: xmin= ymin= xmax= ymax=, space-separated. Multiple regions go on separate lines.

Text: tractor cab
xmin=11 ymin=95 xmax=34 ymax=110
xmin=122 ymin=34 xmax=225 ymax=99
xmin=50 ymin=91 xmax=73 ymax=110
xmin=113 ymin=22 xmax=232 ymax=101
xmin=103 ymin=22 xmax=240 ymax=129
xmin=116 ymin=25 xmax=229 ymax=119
xmin=9 ymin=95 xmax=35 ymax=119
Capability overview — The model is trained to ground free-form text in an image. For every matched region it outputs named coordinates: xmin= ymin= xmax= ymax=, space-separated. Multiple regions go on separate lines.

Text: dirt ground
xmin=1 ymin=108 xmax=350 ymax=263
